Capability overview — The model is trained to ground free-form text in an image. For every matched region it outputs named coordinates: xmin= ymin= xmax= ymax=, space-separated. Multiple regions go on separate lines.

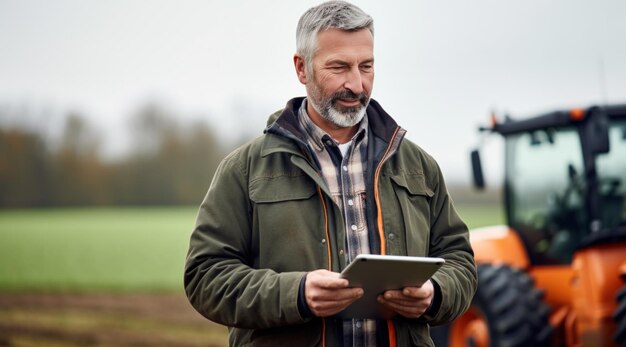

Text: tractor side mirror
xmin=588 ymin=110 xmax=610 ymax=155
xmin=471 ymin=149 xmax=485 ymax=189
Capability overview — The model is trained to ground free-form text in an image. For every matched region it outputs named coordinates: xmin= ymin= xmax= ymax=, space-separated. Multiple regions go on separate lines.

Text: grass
xmin=0 ymin=207 xmax=198 ymax=292
xmin=456 ymin=203 xmax=505 ymax=229
xmin=0 ymin=204 xmax=503 ymax=292
xmin=0 ymin=204 xmax=502 ymax=347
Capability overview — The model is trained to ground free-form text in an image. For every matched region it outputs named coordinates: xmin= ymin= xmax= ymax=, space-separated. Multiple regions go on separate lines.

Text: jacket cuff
xmin=297 ymin=275 xmax=314 ymax=318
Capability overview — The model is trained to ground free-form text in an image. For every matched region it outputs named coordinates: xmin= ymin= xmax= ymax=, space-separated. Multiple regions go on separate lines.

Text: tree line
xmin=0 ymin=103 xmax=230 ymax=208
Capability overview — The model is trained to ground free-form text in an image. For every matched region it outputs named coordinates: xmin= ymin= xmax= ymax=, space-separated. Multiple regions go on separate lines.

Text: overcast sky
xmin=1 ymin=0 xmax=626 ymax=185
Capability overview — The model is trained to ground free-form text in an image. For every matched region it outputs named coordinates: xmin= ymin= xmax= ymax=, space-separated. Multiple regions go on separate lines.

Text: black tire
xmin=431 ymin=264 xmax=552 ymax=347
xmin=614 ymin=277 xmax=626 ymax=346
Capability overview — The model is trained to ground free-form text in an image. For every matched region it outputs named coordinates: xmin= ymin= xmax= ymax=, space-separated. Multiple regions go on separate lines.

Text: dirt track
xmin=0 ymin=293 xmax=228 ymax=347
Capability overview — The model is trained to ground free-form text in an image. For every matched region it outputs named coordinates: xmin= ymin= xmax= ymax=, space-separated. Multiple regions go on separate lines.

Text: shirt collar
xmin=298 ymin=98 xmax=369 ymax=153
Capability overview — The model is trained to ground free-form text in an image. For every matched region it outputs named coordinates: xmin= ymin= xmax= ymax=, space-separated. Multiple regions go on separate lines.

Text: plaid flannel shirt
xmin=298 ymin=99 xmax=378 ymax=347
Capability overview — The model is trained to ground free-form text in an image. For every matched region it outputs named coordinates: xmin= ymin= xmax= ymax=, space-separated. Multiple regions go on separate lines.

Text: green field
xmin=0 ymin=205 xmax=502 ymax=346
xmin=0 ymin=204 xmax=503 ymax=292
xmin=456 ymin=203 xmax=505 ymax=229
xmin=0 ymin=207 xmax=198 ymax=292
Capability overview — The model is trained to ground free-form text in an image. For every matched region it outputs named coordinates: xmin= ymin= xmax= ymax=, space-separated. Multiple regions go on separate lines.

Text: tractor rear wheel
xmin=614 ymin=280 xmax=626 ymax=346
xmin=431 ymin=264 xmax=552 ymax=347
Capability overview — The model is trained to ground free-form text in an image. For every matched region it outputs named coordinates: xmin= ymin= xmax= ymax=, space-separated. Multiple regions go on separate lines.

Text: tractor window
xmin=506 ymin=127 xmax=585 ymax=264
xmin=595 ymin=119 xmax=626 ymax=229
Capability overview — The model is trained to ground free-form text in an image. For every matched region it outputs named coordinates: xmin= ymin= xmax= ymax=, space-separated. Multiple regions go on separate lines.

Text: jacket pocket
xmin=250 ymin=174 xmax=316 ymax=203
xmin=389 ymin=172 xmax=434 ymax=256
xmin=390 ymin=172 xmax=434 ymax=198
xmin=249 ymin=175 xmax=324 ymax=271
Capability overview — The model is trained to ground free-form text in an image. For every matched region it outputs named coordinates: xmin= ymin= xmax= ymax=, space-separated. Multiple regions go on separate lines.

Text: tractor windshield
xmin=506 ymin=119 xmax=626 ymax=264
xmin=506 ymin=126 xmax=587 ymax=264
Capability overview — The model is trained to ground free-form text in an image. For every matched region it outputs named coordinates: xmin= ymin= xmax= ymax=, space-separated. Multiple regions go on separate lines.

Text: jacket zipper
xmin=317 ymin=186 xmax=332 ymax=271
xmin=373 ymin=126 xmax=401 ymax=347
xmin=317 ymin=187 xmax=331 ymax=347
xmin=373 ymin=126 xmax=400 ymax=257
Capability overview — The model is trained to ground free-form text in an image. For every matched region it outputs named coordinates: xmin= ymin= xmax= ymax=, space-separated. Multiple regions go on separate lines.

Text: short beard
xmin=309 ymin=89 xmax=370 ymax=128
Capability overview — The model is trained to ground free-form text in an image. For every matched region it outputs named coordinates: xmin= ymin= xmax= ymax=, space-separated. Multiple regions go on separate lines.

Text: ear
xmin=293 ymin=54 xmax=308 ymax=85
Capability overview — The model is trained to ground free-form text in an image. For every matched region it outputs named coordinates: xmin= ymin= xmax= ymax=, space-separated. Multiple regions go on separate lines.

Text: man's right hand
xmin=304 ymin=269 xmax=364 ymax=317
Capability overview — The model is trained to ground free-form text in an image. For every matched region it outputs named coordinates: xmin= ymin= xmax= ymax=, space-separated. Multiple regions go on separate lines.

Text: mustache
xmin=331 ymin=90 xmax=369 ymax=106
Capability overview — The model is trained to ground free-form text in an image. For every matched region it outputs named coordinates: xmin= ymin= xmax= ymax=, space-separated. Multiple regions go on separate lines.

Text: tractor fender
xmin=470 ymin=225 xmax=530 ymax=269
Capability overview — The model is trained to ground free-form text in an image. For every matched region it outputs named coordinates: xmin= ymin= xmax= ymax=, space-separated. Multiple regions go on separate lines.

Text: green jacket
xmin=185 ymin=98 xmax=477 ymax=347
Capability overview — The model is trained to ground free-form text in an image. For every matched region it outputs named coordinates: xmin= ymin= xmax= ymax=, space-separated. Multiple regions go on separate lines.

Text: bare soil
xmin=0 ymin=292 xmax=228 ymax=347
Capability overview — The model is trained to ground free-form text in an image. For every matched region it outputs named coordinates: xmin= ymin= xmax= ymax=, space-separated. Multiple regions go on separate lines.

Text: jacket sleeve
xmin=184 ymin=148 xmax=308 ymax=329
xmin=424 ymin=161 xmax=477 ymax=325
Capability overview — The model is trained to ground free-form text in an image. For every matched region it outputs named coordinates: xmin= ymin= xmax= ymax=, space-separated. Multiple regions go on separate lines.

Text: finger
xmin=308 ymin=287 xmax=363 ymax=303
xmin=307 ymin=270 xmax=350 ymax=289
xmin=378 ymin=296 xmax=429 ymax=318
xmin=401 ymin=286 xmax=431 ymax=300
xmin=311 ymin=295 xmax=361 ymax=311
xmin=380 ymin=295 xmax=431 ymax=310
xmin=378 ymin=293 xmax=432 ymax=313
xmin=382 ymin=290 xmax=427 ymax=306
xmin=308 ymin=290 xmax=364 ymax=317
xmin=380 ymin=295 xmax=421 ymax=308
xmin=381 ymin=289 xmax=404 ymax=300
xmin=402 ymin=281 xmax=434 ymax=299
xmin=383 ymin=285 xmax=432 ymax=301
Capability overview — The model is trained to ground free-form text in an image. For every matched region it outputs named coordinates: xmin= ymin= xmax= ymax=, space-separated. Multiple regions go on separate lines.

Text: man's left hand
xmin=377 ymin=280 xmax=434 ymax=319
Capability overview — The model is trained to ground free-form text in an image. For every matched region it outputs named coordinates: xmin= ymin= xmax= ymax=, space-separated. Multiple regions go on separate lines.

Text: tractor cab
xmin=432 ymin=104 xmax=626 ymax=347
xmin=472 ymin=105 xmax=626 ymax=265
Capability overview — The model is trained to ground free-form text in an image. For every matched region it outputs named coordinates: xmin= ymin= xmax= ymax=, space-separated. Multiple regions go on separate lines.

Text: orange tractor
xmin=431 ymin=104 xmax=626 ymax=346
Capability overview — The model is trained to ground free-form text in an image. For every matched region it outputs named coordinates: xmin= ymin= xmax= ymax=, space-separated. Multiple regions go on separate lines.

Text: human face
xmin=298 ymin=28 xmax=374 ymax=129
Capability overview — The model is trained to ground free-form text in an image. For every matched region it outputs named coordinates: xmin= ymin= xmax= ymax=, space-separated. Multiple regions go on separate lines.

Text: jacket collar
xmin=264 ymin=97 xmax=402 ymax=145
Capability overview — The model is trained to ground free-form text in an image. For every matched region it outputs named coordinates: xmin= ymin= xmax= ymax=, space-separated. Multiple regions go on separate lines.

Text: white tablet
xmin=337 ymin=254 xmax=445 ymax=319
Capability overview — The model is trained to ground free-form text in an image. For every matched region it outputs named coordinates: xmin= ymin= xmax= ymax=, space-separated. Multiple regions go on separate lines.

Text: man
xmin=184 ymin=1 xmax=477 ymax=346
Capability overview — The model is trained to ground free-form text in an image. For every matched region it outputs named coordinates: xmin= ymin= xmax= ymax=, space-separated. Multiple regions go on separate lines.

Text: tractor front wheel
xmin=431 ymin=264 xmax=552 ymax=347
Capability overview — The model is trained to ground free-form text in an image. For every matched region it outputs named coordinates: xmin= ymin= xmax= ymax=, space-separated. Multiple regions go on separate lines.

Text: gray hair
xmin=296 ymin=1 xmax=374 ymax=74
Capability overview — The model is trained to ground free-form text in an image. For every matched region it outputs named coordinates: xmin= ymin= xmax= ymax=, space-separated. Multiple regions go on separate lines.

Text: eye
xmin=329 ymin=65 xmax=347 ymax=72
xmin=360 ymin=64 xmax=373 ymax=72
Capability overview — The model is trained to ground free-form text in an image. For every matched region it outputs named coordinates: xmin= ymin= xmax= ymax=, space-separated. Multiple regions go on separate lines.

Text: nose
xmin=343 ymin=66 xmax=364 ymax=94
